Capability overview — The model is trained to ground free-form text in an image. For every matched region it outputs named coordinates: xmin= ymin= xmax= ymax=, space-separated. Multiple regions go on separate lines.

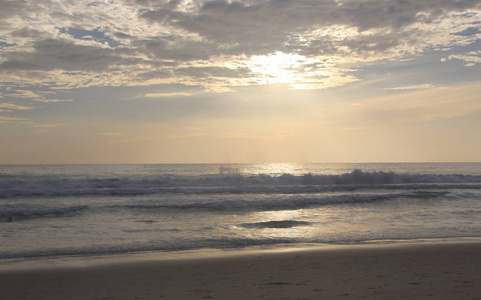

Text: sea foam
xmin=1 ymin=169 xmax=480 ymax=199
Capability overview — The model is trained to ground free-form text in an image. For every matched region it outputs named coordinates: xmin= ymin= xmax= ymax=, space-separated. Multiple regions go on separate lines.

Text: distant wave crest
xmin=1 ymin=169 xmax=480 ymax=198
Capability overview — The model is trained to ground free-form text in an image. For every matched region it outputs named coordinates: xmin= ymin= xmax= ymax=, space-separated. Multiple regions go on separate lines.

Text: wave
xmin=111 ymin=190 xmax=449 ymax=212
xmin=1 ymin=190 xmax=451 ymax=222
xmin=239 ymin=220 xmax=312 ymax=229
xmin=1 ymin=169 xmax=480 ymax=199
xmin=0 ymin=237 xmax=298 ymax=260
xmin=0 ymin=204 xmax=88 ymax=221
xmin=3 ymin=234 xmax=479 ymax=260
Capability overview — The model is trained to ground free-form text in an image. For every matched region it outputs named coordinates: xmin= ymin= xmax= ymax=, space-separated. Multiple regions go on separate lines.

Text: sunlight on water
xmin=243 ymin=163 xmax=301 ymax=176
xmin=237 ymin=209 xmax=320 ymax=241
xmin=1 ymin=163 xmax=481 ymax=260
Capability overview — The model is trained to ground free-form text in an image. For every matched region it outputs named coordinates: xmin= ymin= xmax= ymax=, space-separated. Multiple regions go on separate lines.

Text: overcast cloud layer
xmin=1 ymin=0 xmax=481 ymax=163
xmin=1 ymin=0 xmax=480 ymax=90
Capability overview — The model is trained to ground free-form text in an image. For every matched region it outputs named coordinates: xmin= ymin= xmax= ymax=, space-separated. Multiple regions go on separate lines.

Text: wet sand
xmin=1 ymin=242 xmax=481 ymax=300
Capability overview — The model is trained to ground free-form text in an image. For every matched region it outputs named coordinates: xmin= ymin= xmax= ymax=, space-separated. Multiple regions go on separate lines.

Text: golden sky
xmin=1 ymin=0 xmax=481 ymax=163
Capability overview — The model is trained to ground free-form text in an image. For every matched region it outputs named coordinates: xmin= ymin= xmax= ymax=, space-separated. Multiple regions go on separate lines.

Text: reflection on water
xmin=234 ymin=209 xmax=320 ymax=241
xmin=1 ymin=163 xmax=481 ymax=260
xmin=242 ymin=163 xmax=301 ymax=176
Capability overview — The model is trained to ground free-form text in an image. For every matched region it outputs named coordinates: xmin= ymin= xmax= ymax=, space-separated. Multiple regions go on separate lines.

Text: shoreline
xmin=1 ymin=239 xmax=481 ymax=299
xmin=1 ymin=237 xmax=481 ymax=271
xmin=2 ymin=237 xmax=481 ymax=271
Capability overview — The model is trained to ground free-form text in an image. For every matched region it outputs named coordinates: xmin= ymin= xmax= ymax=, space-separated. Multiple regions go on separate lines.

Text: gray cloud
xmin=174 ymin=66 xmax=254 ymax=78
xmin=115 ymin=0 xmax=477 ymax=82
xmin=0 ymin=0 xmax=479 ymax=91
xmin=0 ymin=116 xmax=29 ymax=123
xmin=0 ymin=39 xmax=133 ymax=72
xmin=130 ymin=38 xmax=213 ymax=61
xmin=10 ymin=27 xmax=46 ymax=38
xmin=0 ymin=0 xmax=25 ymax=22
xmin=141 ymin=0 xmax=481 ymax=57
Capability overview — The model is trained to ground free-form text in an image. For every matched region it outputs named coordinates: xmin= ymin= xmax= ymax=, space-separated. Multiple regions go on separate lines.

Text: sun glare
xmin=245 ymin=51 xmax=307 ymax=85
xmin=242 ymin=51 xmax=356 ymax=90
xmin=248 ymin=163 xmax=301 ymax=176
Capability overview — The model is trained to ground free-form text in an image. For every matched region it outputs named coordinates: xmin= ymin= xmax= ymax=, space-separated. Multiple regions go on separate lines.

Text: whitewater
xmin=1 ymin=163 xmax=481 ymax=261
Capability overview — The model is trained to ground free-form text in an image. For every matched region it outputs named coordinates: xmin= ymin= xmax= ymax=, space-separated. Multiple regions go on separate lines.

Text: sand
xmin=1 ymin=242 xmax=481 ymax=300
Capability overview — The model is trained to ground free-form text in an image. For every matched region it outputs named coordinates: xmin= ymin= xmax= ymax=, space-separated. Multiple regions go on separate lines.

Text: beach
xmin=1 ymin=241 xmax=481 ymax=300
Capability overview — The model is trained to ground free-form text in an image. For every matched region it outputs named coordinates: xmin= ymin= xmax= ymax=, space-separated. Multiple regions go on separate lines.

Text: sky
xmin=0 ymin=0 xmax=481 ymax=164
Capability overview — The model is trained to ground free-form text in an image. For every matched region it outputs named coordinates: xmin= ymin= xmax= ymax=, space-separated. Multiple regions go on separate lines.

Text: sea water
xmin=1 ymin=163 xmax=481 ymax=261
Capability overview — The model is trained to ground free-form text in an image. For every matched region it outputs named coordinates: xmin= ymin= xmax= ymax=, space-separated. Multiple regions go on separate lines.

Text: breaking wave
xmin=1 ymin=169 xmax=480 ymax=199
xmin=0 ymin=237 xmax=298 ymax=259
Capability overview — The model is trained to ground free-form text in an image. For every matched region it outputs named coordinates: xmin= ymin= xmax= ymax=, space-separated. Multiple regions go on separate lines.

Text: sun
xmin=242 ymin=51 xmax=348 ymax=90
xmin=245 ymin=51 xmax=306 ymax=85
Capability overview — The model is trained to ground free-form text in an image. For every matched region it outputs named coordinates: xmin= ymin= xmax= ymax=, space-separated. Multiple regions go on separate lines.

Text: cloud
xmin=144 ymin=91 xmax=201 ymax=98
xmin=384 ymin=84 xmax=435 ymax=90
xmin=444 ymin=51 xmax=481 ymax=66
xmin=328 ymin=82 xmax=481 ymax=125
xmin=30 ymin=123 xmax=70 ymax=128
xmin=0 ymin=39 xmax=127 ymax=73
xmin=32 ymin=129 xmax=49 ymax=134
xmin=5 ymin=90 xmax=41 ymax=98
xmin=0 ymin=116 xmax=29 ymax=124
xmin=0 ymin=0 xmax=480 ymax=92
xmin=33 ymin=99 xmax=74 ymax=103
xmin=27 ymin=123 xmax=70 ymax=134
xmin=0 ymin=103 xmax=36 ymax=110
xmin=96 ymin=132 xmax=125 ymax=136
xmin=142 ymin=0 xmax=481 ymax=58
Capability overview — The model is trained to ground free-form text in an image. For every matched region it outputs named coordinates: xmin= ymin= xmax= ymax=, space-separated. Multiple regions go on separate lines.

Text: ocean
xmin=1 ymin=163 xmax=481 ymax=263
